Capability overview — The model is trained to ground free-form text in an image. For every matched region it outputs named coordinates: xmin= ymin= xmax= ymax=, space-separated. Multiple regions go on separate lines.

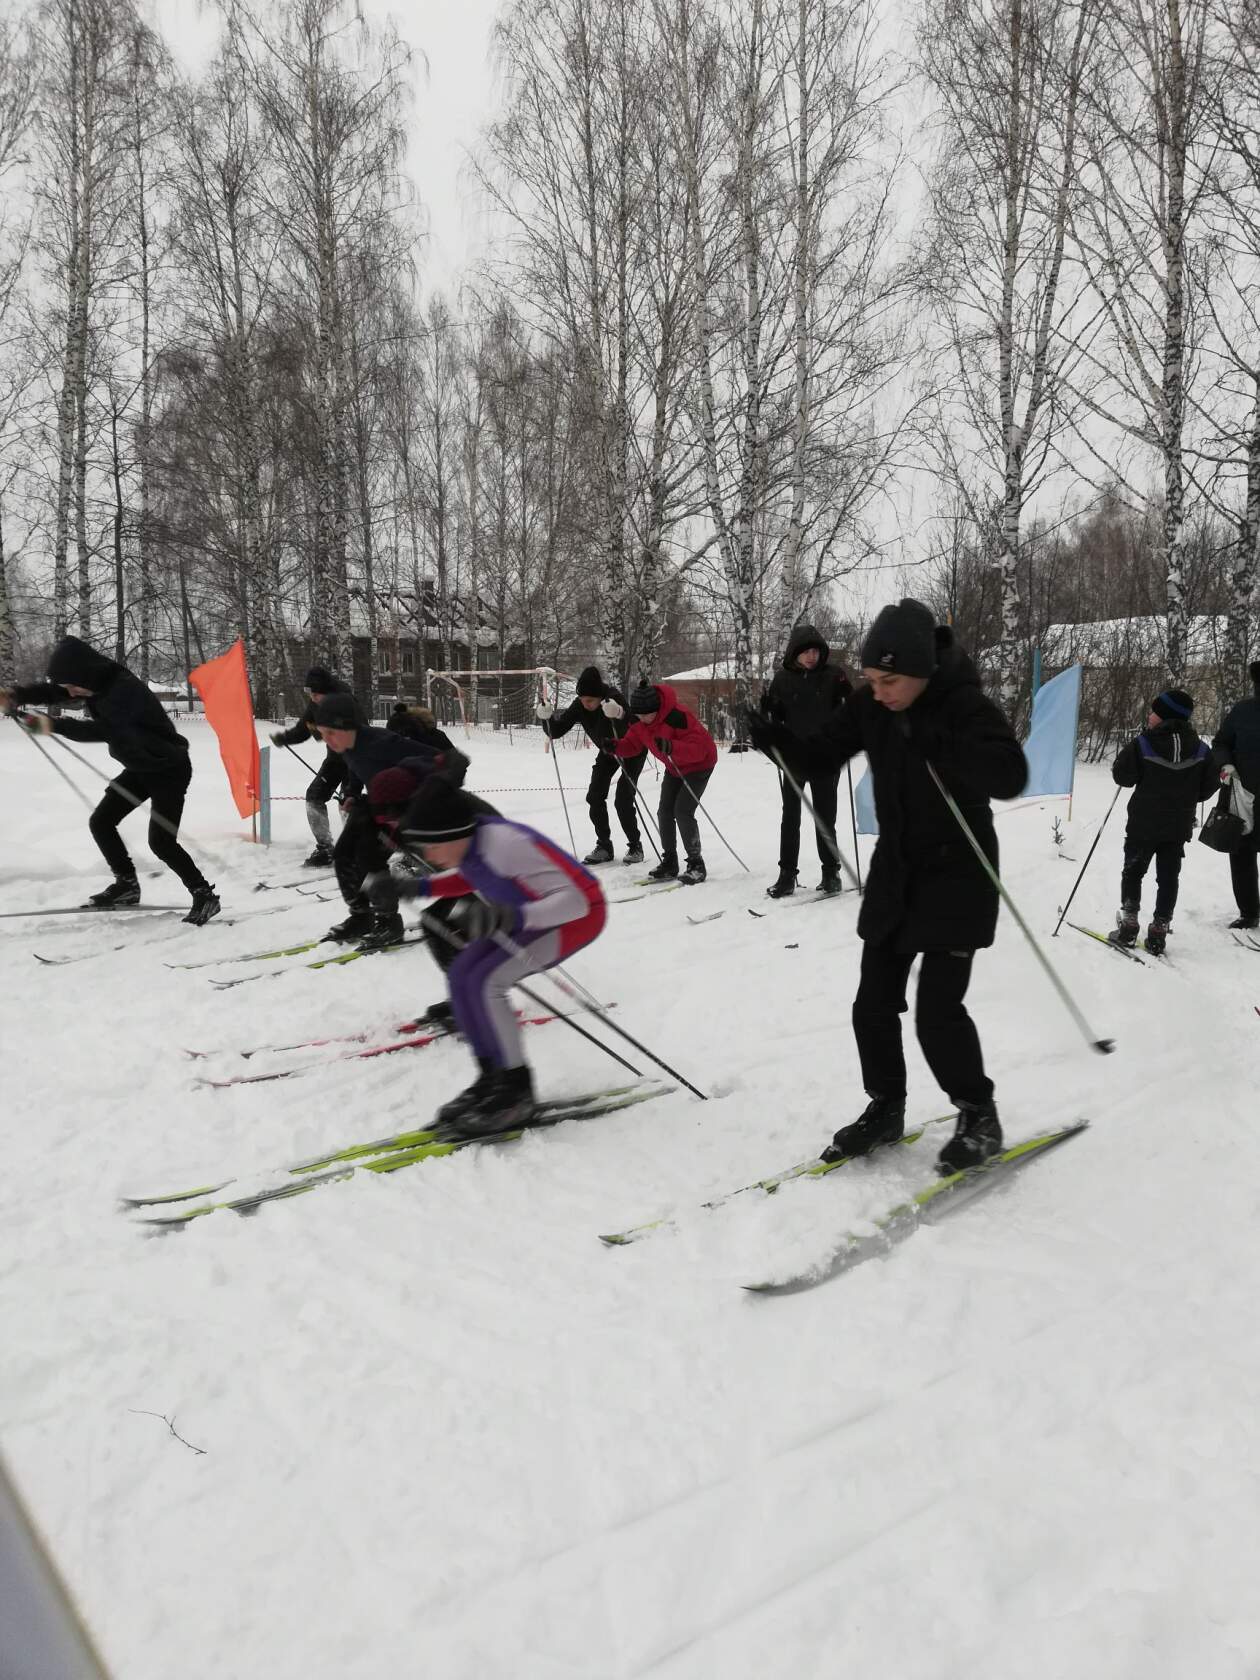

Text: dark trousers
xmin=334 ymin=805 xmax=390 ymax=912
xmin=1120 ymin=839 xmax=1184 ymax=921
xmin=88 ymin=766 xmax=207 ymax=894
xmin=659 ymin=768 xmax=712 ymax=862
xmin=588 ymin=750 xmax=645 ymax=846
xmin=852 ymin=938 xmax=993 ymax=1108
xmin=1229 ymin=832 xmax=1260 ymax=922
xmin=779 ymin=769 xmax=840 ymax=873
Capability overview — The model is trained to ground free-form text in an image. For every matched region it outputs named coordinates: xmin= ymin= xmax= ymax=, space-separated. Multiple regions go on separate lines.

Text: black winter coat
xmin=13 ymin=636 xmax=191 ymax=777
xmin=339 ymin=726 xmax=449 ymax=800
xmin=543 ymin=683 xmax=644 ymax=757
xmin=1212 ymin=694 xmax=1260 ymax=797
xmin=766 ymin=625 xmax=851 ymax=762
xmin=1113 ymin=720 xmax=1216 ymax=846
xmin=387 ymin=710 xmax=455 ymax=752
xmin=273 ymin=673 xmax=356 ymax=746
xmin=810 ymin=630 xmax=1027 ymax=951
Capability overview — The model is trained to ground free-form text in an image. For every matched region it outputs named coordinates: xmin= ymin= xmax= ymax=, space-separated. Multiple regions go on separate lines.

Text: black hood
xmin=783 ymin=624 xmax=829 ymax=669
xmin=917 ymin=628 xmax=981 ymax=706
xmin=46 ymin=636 xmax=121 ymax=691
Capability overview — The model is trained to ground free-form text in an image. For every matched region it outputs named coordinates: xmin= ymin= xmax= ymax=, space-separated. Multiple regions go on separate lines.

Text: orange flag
xmin=189 ymin=639 xmax=260 ymax=819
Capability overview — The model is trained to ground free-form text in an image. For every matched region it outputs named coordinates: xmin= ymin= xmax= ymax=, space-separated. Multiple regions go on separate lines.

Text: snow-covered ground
xmin=2 ymin=716 xmax=1258 ymax=1679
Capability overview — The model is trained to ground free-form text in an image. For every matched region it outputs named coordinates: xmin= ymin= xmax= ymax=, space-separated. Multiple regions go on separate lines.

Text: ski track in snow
xmin=2 ymin=722 xmax=1258 ymax=1679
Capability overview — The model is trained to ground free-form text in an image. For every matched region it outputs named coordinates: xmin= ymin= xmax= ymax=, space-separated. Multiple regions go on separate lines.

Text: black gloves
xmin=745 ymin=705 xmax=792 ymax=759
xmin=483 ymin=902 xmax=520 ymax=939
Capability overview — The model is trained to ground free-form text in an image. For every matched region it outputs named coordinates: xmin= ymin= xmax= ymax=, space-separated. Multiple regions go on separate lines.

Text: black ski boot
xmin=937 ymin=1100 xmax=1003 ymax=1175
xmin=436 ymin=1063 xmax=535 ymax=1138
xmin=679 ymin=856 xmax=706 ymax=885
xmin=1109 ymin=903 xmax=1139 ymax=948
xmin=821 ymin=1095 xmax=906 ymax=1163
xmin=1145 ymin=915 xmax=1170 ymax=956
xmin=622 ymin=843 xmax=644 ymax=865
xmin=766 ymin=868 xmax=797 ymax=899
xmin=647 ymin=852 xmax=679 ymax=881
xmin=303 ymin=846 xmax=333 ymax=868
xmin=583 ymin=842 xmax=614 ymax=864
xmin=819 ymin=865 xmax=842 ymax=896
xmin=356 ymin=911 xmax=404 ymax=953
xmin=184 ymin=884 xmax=221 ymax=926
xmin=414 ymin=999 xmax=456 ymax=1032
xmin=327 ymin=909 xmax=372 ymax=942
xmin=85 ymin=875 xmax=141 ymax=909
xmin=1229 ymin=914 xmax=1259 ymax=930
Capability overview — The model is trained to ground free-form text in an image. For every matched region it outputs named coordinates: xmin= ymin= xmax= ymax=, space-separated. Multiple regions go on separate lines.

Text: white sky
xmin=155 ymin=0 xmax=503 ymax=296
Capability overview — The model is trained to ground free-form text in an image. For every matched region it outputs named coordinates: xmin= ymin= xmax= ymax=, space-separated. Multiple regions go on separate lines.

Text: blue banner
xmin=1022 ymin=663 xmax=1082 ymax=798
xmin=853 ymin=760 xmax=878 ymax=835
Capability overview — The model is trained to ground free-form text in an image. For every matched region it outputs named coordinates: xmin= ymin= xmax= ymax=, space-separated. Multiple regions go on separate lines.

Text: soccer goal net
xmin=424 ymin=668 xmax=564 ymax=734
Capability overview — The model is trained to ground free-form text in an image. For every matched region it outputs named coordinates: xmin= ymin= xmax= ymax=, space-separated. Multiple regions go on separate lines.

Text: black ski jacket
xmin=338 ymin=726 xmax=463 ymax=802
xmin=273 ymin=673 xmax=357 ymax=746
xmin=1212 ymin=693 xmax=1260 ymax=797
xmin=1113 ymin=719 xmax=1216 ymax=846
xmin=13 ymin=636 xmax=191 ymax=777
xmin=766 ymin=625 xmax=852 ymax=763
xmin=542 ymin=682 xmax=644 ymax=758
xmin=387 ymin=708 xmax=455 ymax=752
xmin=805 ymin=629 xmax=1027 ymax=951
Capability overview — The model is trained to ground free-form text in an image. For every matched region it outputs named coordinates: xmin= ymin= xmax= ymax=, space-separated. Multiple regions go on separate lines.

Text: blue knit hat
xmin=1151 ymin=688 xmax=1193 ymax=721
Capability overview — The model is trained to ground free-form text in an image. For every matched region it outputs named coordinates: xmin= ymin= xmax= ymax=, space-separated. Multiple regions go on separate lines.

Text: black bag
xmin=1198 ymin=787 xmax=1247 ymax=853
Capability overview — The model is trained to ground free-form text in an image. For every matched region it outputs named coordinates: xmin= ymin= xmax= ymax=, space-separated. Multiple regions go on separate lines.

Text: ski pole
xmin=771 ymin=748 xmax=862 ymax=892
xmin=7 ymin=714 xmax=97 ymax=812
xmin=845 ymin=761 xmax=864 ymax=891
xmin=1052 ymin=785 xmax=1121 ymax=937
xmin=280 ymin=741 xmax=318 ymax=776
xmin=666 ymin=747 xmax=749 ymax=872
xmin=546 ymin=729 xmax=578 ymax=854
xmin=609 ymin=751 xmax=662 ymax=861
xmin=926 ymin=761 xmax=1114 ymax=1054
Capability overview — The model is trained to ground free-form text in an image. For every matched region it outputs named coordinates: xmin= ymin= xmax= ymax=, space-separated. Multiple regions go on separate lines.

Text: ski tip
xmin=1092 ymin=1037 xmax=1116 ymax=1055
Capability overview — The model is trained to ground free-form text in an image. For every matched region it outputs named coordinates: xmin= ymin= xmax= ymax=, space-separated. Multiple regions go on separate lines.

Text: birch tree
xmin=1071 ymin=0 xmax=1217 ymax=679
xmin=918 ymin=0 xmax=1099 ymax=710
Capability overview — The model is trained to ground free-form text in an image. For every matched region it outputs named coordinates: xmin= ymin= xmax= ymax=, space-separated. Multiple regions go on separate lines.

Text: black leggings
xmin=89 ymin=767 xmax=207 ymax=893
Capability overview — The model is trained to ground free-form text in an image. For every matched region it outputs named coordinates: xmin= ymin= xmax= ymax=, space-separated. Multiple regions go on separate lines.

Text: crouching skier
xmin=366 ymin=778 xmax=607 ymax=1137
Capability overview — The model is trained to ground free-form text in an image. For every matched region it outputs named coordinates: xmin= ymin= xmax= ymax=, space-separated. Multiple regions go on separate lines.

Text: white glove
xmin=601 ymin=698 xmax=624 ymax=720
xmin=535 ymin=702 xmax=555 ymax=720
xmin=1221 ymin=763 xmax=1237 ymax=783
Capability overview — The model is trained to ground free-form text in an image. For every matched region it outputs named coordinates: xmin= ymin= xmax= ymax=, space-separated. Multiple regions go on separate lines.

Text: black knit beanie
xmin=400 ymin=779 xmax=479 ymax=842
xmin=629 ymin=684 xmax=660 ymax=716
xmin=1151 ymin=688 xmax=1193 ymax=722
xmin=312 ymin=693 xmax=360 ymax=730
xmin=576 ymin=666 xmax=604 ymax=698
xmin=305 ymin=666 xmax=336 ymax=691
xmin=859 ymin=599 xmax=937 ymax=678
xmin=1250 ymin=661 xmax=1260 ymax=693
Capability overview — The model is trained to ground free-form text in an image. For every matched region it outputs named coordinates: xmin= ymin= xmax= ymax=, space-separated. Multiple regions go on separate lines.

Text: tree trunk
xmin=110 ymin=396 xmax=124 ymax=659
xmin=1161 ymin=0 xmax=1189 ymax=680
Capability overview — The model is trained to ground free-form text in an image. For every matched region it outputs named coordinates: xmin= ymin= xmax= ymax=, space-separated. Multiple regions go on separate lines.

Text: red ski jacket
xmin=612 ymin=683 xmax=718 ymax=778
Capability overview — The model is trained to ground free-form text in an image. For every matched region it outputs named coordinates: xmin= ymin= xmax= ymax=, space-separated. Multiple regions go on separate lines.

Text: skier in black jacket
xmin=387 ymin=703 xmax=455 ymax=752
xmin=761 ymin=624 xmax=852 ymax=896
xmin=1109 ymin=689 xmax=1216 ymax=954
xmin=270 ymin=666 xmax=357 ymax=867
xmin=312 ymin=692 xmax=467 ymax=950
xmin=3 ymin=636 xmax=220 ymax=923
xmin=1212 ymin=661 xmax=1260 ymax=929
xmin=535 ymin=666 xmax=647 ymax=863
xmin=748 ymin=598 xmax=1027 ymax=1174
